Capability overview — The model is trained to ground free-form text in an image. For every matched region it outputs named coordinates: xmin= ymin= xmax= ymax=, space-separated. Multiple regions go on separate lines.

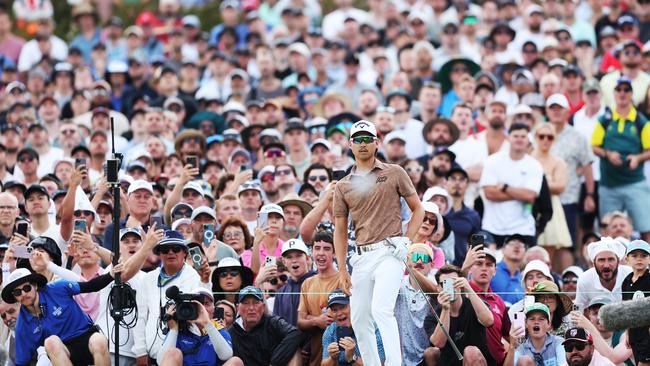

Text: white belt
xmin=355 ymin=240 xmax=388 ymax=255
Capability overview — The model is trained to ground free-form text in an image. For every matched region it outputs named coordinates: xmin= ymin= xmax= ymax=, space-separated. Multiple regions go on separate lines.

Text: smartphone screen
xmin=15 ymin=222 xmax=28 ymax=237
xmin=187 ymin=156 xmax=198 ymax=169
xmin=74 ymin=219 xmax=87 ymax=233
xmin=215 ymin=307 xmax=225 ymax=320
xmin=75 ymin=158 xmax=86 ymax=168
xmin=149 ymin=215 xmax=164 ymax=228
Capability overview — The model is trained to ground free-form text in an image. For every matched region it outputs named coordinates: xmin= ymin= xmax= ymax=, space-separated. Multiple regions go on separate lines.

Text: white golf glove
xmin=387 ymin=237 xmax=410 ymax=262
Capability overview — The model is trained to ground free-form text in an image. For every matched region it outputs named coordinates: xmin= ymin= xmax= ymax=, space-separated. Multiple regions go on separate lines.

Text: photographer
xmin=157 ymin=288 xmax=242 ymax=366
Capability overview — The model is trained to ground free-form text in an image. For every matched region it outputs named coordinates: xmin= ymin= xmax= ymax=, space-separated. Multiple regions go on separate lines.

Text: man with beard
xmin=600 ymin=40 xmax=650 ymax=107
xmin=1 ymin=126 xmax=23 ymax=174
xmin=358 ymin=89 xmax=381 ymax=120
xmin=561 ymin=327 xmax=616 ymax=366
xmin=278 ymin=195 xmax=312 ymax=241
xmin=423 ymin=147 xmax=455 ymax=188
xmin=446 ymin=167 xmax=481 ymax=266
xmin=575 ymin=237 xmax=632 ymax=310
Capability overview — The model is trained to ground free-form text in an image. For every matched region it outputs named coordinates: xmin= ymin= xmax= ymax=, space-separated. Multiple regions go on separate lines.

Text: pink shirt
xmin=74 ymin=268 xmax=103 ymax=320
xmin=240 ymin=239 xmax=284 ymax=268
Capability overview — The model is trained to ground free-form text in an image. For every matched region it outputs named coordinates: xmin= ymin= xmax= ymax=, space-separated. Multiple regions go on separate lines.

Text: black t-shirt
xmin=423 ymin=297 xmax=496 ymax=366
xmin=622 ymin=269 xmax=650 ymax=344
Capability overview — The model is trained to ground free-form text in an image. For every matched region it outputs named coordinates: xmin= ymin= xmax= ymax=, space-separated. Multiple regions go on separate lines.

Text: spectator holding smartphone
xmin=322 ymin=289 xmax=385 ymax=366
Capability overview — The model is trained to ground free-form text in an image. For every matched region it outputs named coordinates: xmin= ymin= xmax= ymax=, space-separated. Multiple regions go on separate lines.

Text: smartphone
xmin=470 ymin=234 xmax=485 ymax=249
xmin=11 ymin=245 xmax=32 ymax=259
xmin=189 ymin=247 xmax=203 ymax=270
xmin=186 ymin=156 xmax=198 ymax=169
xmin=75 ymin=158 xmax=86 ymax=168
xmin=215 ymin=307 xmax=225 ymax=320
xmin=513 ymin=312 xmax=525 ymax=330
xmin=240 ymin=164 xmax=250 ymax=172
xmin=257 ymin=212 xmax=268 ymax=229
xmin=443 ymin=278 xmax=455 ymax=302
xmin=336 ymin=326 xmax=354 ymax=352
xmin=149 ymin=215 xmax=164 ymax=228
xmin=74 ymin=219 xmax=87 ymax=233
xmin=332 ymin=170 xmax=346 ymax=181
xmin=15 ymin=222 xmax=28 ymax=237
xmin=203 ymin=224 xmax=214 ymax=246
xmin=524 ymin=295 xmax=535 ymax=309
xmin=265 ymin=255 xmax=276 ymax=267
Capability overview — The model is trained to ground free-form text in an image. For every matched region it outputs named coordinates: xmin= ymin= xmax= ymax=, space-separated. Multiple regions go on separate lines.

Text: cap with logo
xmin=237 ymin=180 xmax=262 ymax=196
xmin=562 ymin=327 xmax=592 ymax=344
xmin=327 ymin=289 xmax=350 ymax=308
xmin=260 ymin=203 xmax=284 ymax=219
xmin=350 ymin=120 xmax=377 ymax=138
xmin=525 ymin=302 xmax=551 ymax=319
xmin=281 ymin=239 xmax=310 ymax=257
xmin=238 ymin=286 xmax=264 ymax=302
xmin=153 ymin=230 xmax=188 ymax=254
xmin=120 ymin=227 xmax=143 ymax=241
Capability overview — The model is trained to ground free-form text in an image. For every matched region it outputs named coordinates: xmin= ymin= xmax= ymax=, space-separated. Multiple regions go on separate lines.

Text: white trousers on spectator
xmin=350 ymin=243 xmax=404 ymax=366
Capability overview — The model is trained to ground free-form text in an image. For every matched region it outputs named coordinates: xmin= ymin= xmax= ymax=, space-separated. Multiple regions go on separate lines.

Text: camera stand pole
xmin=107 ymin=117 xmax=123 ymax=365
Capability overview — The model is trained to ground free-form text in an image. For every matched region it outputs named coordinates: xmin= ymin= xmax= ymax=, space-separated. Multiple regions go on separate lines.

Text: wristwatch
xmin=346 ymin=354 xmax=358 ymax=363
xmin=501 ymin=184 xmax=509 ymax=192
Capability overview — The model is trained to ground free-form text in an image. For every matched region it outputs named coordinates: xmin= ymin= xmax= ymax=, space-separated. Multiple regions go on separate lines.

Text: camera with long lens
xmin=165 ymin=286 xmax=202 ymax=321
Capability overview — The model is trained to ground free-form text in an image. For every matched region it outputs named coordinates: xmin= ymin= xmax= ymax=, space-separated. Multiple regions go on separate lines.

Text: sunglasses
xmin=260 ymin=174 xmax=274 ymax=183
xmin=269 ymin=274 xmax=288 ymax=285
xmin=423 ymin=216 xmax=438 ymax=225
xmin=74 ymin=210 xmax=94 ymax=217
xmin=159 ymin=246 xmax=183 ymax=254
xmin=265 ymin=149 xmax=284 ymax=158
xmin=351 ymin=136 xmax=375 ymax=145
xmin=624 ymin=50 xmax=640 ymax=56
xmin=411 ymin=253 xmax=432 ymax=263
xmin=308 ymin=175 xmax=328 ymax=182
xmin=240 ymin=182 xmax=261 ymax=190
xmin=11 ymin=284 xmax=32 ymax=298
xmin=564 ymin=343 xmax=587 ymax=352
xmin=219 ymin=270 xmax=241 ymax=278
xmin=275 ymin=169 xmax=292 ymax=176
xmin=615 ymin=87 xmax=632 ymax=93
xmin=18 ymin=156 xmax=35 ymax=163
xmin=562 ymin=278 xmax=578 ymax=284
xmin=537 ymin=134 xmax=555 ymax=141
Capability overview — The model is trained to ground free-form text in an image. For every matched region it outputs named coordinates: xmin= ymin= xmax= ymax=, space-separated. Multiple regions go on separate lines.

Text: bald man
xmin=0 ymin=193 xmax=19 ymax=242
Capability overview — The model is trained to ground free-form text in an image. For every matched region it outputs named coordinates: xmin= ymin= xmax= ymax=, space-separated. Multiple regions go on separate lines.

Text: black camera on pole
xmin=165 ymin=286 xmax=202 ymax=321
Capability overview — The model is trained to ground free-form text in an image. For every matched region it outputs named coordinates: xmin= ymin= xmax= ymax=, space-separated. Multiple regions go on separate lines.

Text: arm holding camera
xmin=163 ymin=164 xmax=198 ymax=225
xmin=60 ymin=166 xmax=86 ymax=241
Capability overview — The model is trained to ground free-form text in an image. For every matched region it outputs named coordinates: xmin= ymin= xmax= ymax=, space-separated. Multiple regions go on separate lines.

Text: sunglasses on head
xmin=11 ymin=284 xmax=32 ymax=298
xmin=219 ymin=269 xmax=241 ymax=278
xmin=270 ymin=274 xmax=288 ymax=285
xmin=159 ymin=245 xmax=183 ymax=254
xmin=564 ymin=343 xmax=587 ymax=352
xmin=308 ymin=175 xmax=328 ymax=182
xmin=351 ymin=136 xmax=375 ymax=145
xmin=411 ymin=252 xmax=432 ymax=263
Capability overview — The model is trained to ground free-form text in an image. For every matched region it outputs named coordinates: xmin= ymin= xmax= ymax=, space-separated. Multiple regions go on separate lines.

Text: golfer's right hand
xmin=339 ymin=270 xmax=352 ymax=295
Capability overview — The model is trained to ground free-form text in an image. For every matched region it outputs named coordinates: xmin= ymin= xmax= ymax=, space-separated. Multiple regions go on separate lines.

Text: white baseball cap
xmin=190 ymin=206 xmax=216 ymax=220
xmin=128 ymin=180 xmax=154 ymax=195
xmin=384 ymin=130 xmax=407 ymax=144
xmin=182 ymin=181 xmax=204 ymax=196
xmin=281 ymin=238 xmax=310 ymax=256
xmin=546 ymin=93 xmax=569 ymax=109
xmin=260 ymin=203 xmax=284 ymax=218
xmin=350 ymin=120 xmax=377 ymax=138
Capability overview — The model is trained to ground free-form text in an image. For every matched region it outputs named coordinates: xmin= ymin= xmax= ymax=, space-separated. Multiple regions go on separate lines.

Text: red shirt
xmin=470 ymin=280 xmax=510 ymax=365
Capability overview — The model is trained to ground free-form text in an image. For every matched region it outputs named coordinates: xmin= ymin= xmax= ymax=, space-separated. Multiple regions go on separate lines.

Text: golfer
xmin=333 ymin=120 xmax=424 ymax=366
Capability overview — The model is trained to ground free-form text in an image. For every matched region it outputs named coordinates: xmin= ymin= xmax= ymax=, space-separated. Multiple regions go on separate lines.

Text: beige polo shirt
xmin=333 ymin=159 xmax=416 ymax=245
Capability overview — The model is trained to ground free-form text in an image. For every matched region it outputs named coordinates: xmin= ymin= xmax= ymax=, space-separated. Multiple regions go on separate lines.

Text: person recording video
xmin=157 ymin=287 xmax=242 ymax=366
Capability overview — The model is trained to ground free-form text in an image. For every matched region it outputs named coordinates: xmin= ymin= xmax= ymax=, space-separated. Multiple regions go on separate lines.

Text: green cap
xmin=463 ymin=15 xmax=478 ymax=25
xmin=525 ymin=302 xmax=551 ymax=319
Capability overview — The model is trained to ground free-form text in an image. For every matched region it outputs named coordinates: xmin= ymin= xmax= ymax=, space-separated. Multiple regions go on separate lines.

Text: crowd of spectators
xmin=0 ymin=0 xmax=649 ymax=365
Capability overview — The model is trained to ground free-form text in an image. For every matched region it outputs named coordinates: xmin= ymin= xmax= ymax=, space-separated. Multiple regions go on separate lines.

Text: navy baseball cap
xmin=327 ymin=289 xmax=350 ymax=308
xmin=238 ymin=286 xmax=264 ymax=302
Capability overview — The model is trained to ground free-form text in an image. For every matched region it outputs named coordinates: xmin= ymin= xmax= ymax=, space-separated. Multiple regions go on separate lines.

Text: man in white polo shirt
xmin=575 ymin=237 xmax=632 ymax=310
